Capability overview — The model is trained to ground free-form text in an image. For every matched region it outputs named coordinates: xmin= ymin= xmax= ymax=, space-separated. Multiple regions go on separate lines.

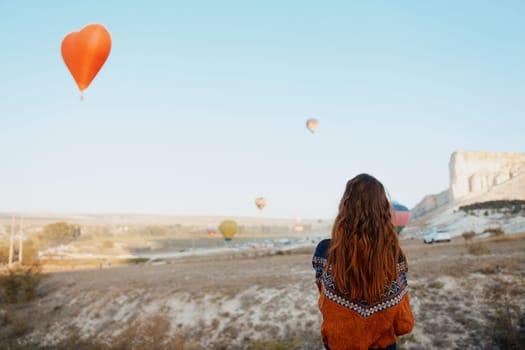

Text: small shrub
xmin=10 ymin=314 xmax=32 ymax=338
xmin=22 ymin=240 xmax=40 ymax=266
xmin=126 ymin=258 xmax=149 ymax=264
xmin=0 ymin=242 xmax=10 ymax=264
xmin=0 ymin=264 xmax=44 ymax=303
xmin=486 ymin=284 xmax=525 ymax=350
xmin=110 ymin=314 xmax=171 ymax=349
xmin=483 ymin=227 xmax=505 ymax=237
xmin=51 ymin=328 xmax=105 ymax=350
xmin=462 ymin=231 xmax=477 ymax=241
xmin=1 ymin=270 xmax=22 ymax=304
xmin=0 ymin=242 xmax=40 ymax=267
xmin=0 ymin=308 xmax=9 ymax=327
xmin=428 ymin=281 xmax=445 ymax=289
xmin=467 ymin=242 xmax=491 ymax=256
xmin=476 ymin=266 xmax=496 ymax=274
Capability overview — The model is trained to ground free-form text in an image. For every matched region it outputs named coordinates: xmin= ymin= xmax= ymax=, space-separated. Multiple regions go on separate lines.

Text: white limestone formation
xmin=449 ymin=151 xmax=525 ymax=201
xmin=411 ymin=151 xmax=525 ymax=220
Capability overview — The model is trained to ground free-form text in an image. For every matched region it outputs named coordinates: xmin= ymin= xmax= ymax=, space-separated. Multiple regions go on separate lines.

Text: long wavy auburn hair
xmin=326 ymin=173 xmax=404 ymax=303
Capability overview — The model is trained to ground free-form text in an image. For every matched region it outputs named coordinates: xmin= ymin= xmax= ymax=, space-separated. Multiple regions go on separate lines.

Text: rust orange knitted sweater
xmin=312 ymin=239 xmax=414 ymax=350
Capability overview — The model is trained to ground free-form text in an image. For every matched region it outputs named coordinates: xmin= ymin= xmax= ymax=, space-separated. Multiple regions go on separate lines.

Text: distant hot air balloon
xmin=294 ymin=217 xmax=303 ymax=233
xmin=255 ymin=197 xmax=266 ymax=210
xmin=306 ymin=118 xmax=319 ymax=133
xmin=207 ymin=225 xmax=217 ymax=236
xmin=219 ymin=219 xmax=238 ymax=242
xmin=294 ymin=224 xmax=304 ymax=233
xmin=392 ymin=201 xmax=410 ymax=233
xmin=61 ymin=23 xmax=112 ymax=97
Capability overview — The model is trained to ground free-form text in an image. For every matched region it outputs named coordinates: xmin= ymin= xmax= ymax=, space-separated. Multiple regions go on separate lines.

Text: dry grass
xmin=466 ymin=242 xmax=491 ymax=255
xmin=1 ymin=234 xmax=524 ymax=350
xmin=0 ymin=264 xmax=44 ymax=304
xmin=484 ymin=233 xmax=525 ymax=243
xmin=397 ymin=333 xmax=416 ymax=350
xmin=427 ymin=280 xmax=445 ymax=289
xmin=0 ymin=315 xmax=175 ymax=350
xmin=485 ymin=283 xmax=525 ymax=350
xmin=0 ymin=313 xmax=317 ymax=350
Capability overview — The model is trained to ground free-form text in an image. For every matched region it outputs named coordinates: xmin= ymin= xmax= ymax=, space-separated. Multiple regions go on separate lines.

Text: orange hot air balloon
xmin=255 ymin=197 xmax=266 ymax=210
xmin=306 ymin=118 xmax=319 ymax=133
xmin=207 ymin=225 xmax=217 ymax=236
xmin=61 ymin=24 xmax=112 ymax=94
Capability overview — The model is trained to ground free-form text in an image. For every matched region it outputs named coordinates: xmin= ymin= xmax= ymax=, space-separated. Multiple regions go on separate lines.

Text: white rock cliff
xmin=449 ymin=151 xmax=525 ymax=201
xmin=411 ymin=151 xmax=525 ymax=220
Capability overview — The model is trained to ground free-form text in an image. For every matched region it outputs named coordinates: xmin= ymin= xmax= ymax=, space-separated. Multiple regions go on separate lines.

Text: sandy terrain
xmin=1 ymin=234 xmax=524 ymax=349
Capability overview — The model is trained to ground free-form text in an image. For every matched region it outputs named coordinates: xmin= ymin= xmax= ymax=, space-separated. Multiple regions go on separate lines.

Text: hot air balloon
xmin=392 ymin=201 xmax=410 ymax=233
xmin=294 ymin=217 xmax=303 ymax=233
xmin=61 ymin=24 xmax=112 ymax=97
xmin=306 ymin=118 xmax=319 ymax=133
xmin=219 ymin=219 xmax=238 ymax=242
xmin=207 ymin=225 xmax=217 ymax=236
xmin=255 ymin=197 xmax=266 ymax=210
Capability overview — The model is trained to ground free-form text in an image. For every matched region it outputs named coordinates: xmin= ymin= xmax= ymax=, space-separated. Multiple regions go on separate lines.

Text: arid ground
xmin=1 ymin=234 xmax=524 ymax=349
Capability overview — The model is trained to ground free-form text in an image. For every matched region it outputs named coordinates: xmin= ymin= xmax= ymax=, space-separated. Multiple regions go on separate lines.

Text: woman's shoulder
xmin=397 ymin=248 xmax=408 ymax=273
xmin=314 ymin=239 xmax=331 ymax=259
xmin=312 ymin=239 xmax=330 ymax=274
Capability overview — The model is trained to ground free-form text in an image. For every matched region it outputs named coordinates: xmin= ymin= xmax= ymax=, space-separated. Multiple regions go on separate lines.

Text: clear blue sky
xmin=1 ymin=1 xmax=524 ymax=219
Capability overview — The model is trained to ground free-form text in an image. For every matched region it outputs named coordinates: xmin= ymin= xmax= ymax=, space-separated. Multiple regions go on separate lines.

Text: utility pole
xmin=8 ymin=214 xmax=14 ymax=268
xmin=18 ymin=216 xmax=24 ymax=265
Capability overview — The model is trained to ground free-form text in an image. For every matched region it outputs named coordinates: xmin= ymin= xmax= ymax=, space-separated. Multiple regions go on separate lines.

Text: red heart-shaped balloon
xmin=61 ymin=24 xmax=112 ymax=92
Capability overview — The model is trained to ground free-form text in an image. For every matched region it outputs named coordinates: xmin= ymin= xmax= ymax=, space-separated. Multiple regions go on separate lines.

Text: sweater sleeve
xmin=312 ymin=239 xmax=330 ymax=279
xmin=312 ymin=239 xmax=330 ymax=293
xmin=312 ymin=257 xmax=324 ymax=293
xmin=394 ymin=292 xmax=415 ymax=336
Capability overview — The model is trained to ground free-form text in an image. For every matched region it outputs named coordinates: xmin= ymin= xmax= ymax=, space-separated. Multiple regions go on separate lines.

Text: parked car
xmin=423 ymin=228 xmax=451 ymax=244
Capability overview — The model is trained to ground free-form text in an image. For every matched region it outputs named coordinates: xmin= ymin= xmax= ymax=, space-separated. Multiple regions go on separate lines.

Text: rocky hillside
xmin=407 ymin=151 xmax=525 ymax=236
